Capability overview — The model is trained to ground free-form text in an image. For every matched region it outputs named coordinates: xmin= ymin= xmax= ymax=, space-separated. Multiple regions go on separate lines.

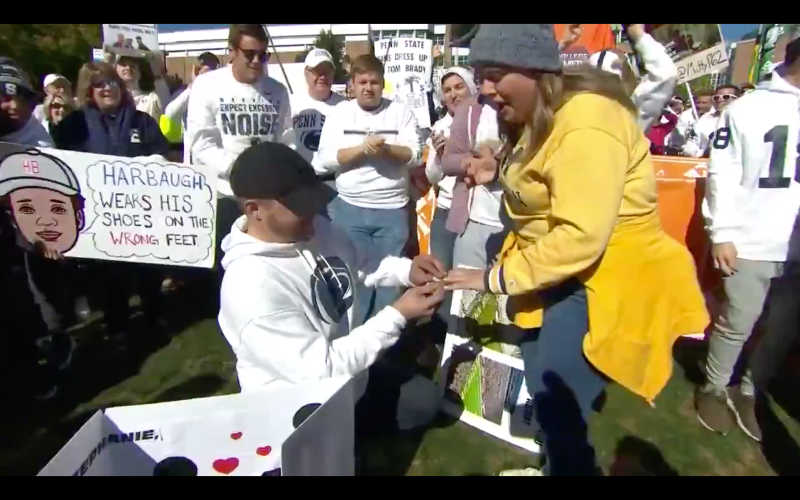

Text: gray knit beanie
xmin=469 ymin=24 xmax=561 ymax=73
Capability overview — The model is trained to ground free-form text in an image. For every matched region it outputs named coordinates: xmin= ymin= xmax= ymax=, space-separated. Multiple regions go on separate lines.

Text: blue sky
xmin=158 ymin=24 xmax=760 ymax=42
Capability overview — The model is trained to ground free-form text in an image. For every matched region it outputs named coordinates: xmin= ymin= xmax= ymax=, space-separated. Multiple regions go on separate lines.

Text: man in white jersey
xmin=695 ymin=25 xmax=800 ymax=442
xmin=683 ymin=85 xmax=741 ymax=158
xmin=314 ymin=54 xmax=420 ymax=326
xmin=186 ymin=24 xmax=292 ymax=300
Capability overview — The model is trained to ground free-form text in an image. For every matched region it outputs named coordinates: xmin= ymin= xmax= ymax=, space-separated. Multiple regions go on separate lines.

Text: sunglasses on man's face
xmin=713 ymin=94 xmax=737 ymax=102
xmin=91 ymin=79 xmax=120 ymax=90
xmin=237 ymin=47 xmax=269 ymax=63
xmin=50 ymin=103 xmax=64 ymax=110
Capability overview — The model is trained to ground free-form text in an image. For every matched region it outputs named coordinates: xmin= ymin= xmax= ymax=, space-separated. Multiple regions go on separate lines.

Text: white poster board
xmin=0 ymin=143 xmax=217 ymax=268
xmin=439 ymin=272 xmax=541 ymax=454
xmin=374 ymin=38 xmax=433 ymax=128
xmin=39 ymin=376 xmax=355 ymax=476
xmin=102 ymin=24 xmax=159 ymax=53
xmin=650 ymin=24 xmax=729 ymax=85
xmin=266 ymin=62 xmax=308 ymax=97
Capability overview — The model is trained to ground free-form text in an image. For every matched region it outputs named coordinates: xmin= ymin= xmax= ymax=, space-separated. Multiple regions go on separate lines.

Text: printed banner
xmin=649 ymin=24 xmax=728 ymax=84
xmin=554 ymin=24 xmax=616 ymax=68
xmin=102 ymin=24 xmax=159 ymax=53
xmin=374 ymin=38 xmax=433 ymax=128
xmin=439 ymin=282 xmax=539 ymax=454
xmin=38 ymin=376 xmax=355 ymax=476
xmin=0 ymin=142 xmax=217 ymax=268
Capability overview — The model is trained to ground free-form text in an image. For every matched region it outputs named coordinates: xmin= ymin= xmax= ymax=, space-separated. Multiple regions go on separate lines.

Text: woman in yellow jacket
xmin=443 ymin=24 xmax=710 ymax=475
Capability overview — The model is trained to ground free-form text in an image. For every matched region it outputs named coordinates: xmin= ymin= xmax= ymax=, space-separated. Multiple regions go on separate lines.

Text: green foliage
xmin=298 ymin=29 xmax=347 ymax=83
xmin=0 ymin=24 xmax=100 ymax=91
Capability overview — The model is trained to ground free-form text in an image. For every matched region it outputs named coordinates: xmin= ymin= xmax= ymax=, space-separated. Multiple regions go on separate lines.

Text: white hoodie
xmin=186 ymin=65 xmax=292 ymax=198
xmin=1 ymin=115 xmax=53 ymax=147
xmin=704 ymin=66 xmax=800 ymax=262
xmin=218 ymin=215 xmax=414 ymax=393
xmin=589 ymin=33 xmax=677 ymax=132
xmin=629 ymin=33 xmax=678 ymax=132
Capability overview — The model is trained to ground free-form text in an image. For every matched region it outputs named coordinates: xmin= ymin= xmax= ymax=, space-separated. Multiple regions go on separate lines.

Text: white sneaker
xmin=498 ymin=468 xmax=543 ymax=476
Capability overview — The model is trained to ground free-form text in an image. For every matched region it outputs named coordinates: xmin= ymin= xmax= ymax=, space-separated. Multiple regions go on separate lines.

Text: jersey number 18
xmin=713 ymin=125 xmax=800 ymax=188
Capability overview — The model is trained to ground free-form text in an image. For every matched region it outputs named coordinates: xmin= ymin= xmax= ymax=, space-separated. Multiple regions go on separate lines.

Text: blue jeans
xmin=429 ymin=207 xmax=456 ymax=330
xmin=330 ymin=197 xmax=410 ymax=325
xmin=519 ymin=279 xmax=607 ymax=475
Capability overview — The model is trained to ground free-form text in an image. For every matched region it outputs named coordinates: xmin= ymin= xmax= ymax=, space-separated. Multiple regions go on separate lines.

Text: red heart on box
xmin=212 ymin=457 xmax=239 ymax=474
xmin=256 ymin=446 xmax=272 ymax=456
xmin=230 ymin=432 xmax=242 ymax=440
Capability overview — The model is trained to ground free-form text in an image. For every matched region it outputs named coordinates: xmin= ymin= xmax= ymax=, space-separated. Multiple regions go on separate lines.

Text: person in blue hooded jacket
xmin=52 ymin=61 xmax=169 ymax=346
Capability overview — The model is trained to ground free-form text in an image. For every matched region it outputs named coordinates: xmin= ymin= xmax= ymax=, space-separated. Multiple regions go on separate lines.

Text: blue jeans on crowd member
xmin=519 ymin=279 xmax=607 ymax=476
xmin=429 ymin=207 xmax=456 ymax=331
xmin=330 ymin=197 xmax=410 ymax=326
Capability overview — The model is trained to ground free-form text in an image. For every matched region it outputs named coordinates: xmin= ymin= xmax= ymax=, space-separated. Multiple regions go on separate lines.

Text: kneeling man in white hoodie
xmin=218 ymin=141 xmax=446 ymax=430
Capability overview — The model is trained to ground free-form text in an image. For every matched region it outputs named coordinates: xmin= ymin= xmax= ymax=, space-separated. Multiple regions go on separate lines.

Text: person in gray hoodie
xmin=219 ymin=141 xmax=447 ymax=434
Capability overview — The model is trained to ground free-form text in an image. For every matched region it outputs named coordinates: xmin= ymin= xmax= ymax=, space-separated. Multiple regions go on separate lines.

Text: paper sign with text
xmin=374 ymin=38 xmax=433 ymax=128
xmin=0 ymin=142 xmax=217 ymax=268
xmin=102 ymin=24 xmax=158 ymax=53
xmin=649 ymin=24 xmax=728 ymax=84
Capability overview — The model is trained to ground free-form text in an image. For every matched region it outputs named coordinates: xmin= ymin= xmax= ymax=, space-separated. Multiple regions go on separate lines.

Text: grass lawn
xmin=1 ymin=294 xmax=799 ymax=476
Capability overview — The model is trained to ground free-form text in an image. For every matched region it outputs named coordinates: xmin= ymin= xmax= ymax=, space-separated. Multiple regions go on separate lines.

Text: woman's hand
xmin=463 ymin=145 xmax=499 ymax=187
xmin=432 ymin=131 xmax=447 ymax=158
xmin=443 ymin=268 xmax=486 ymax=291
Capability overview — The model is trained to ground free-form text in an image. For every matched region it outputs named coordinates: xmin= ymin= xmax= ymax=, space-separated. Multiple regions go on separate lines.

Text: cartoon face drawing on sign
xmin=0 ymin=149 xmax=85 ymax=254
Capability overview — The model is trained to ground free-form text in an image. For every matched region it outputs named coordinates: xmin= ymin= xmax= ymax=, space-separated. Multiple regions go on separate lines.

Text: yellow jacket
xmin=487 ymin=92 xmax=709 ymax=403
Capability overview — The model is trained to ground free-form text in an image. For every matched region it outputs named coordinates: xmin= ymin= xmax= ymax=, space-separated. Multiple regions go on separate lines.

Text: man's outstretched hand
xmin=410 ymin=254 xmax=447 ymax=286
xmin=393 ymin=282 xmax=446 ymax=320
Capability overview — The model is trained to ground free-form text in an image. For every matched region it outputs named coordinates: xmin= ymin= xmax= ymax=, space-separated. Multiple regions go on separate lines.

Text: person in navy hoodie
xmin=53 ymin=61 xmax=169 ymax=347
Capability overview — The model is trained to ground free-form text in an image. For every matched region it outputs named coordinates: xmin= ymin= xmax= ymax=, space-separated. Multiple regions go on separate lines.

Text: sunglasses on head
xmin=237 ymin=47 xmax=269 ymax=63
xmin=713 ymin=94 xmax=737 ymax=102
xmin=91 ymin=78 xmax=120 ymax=90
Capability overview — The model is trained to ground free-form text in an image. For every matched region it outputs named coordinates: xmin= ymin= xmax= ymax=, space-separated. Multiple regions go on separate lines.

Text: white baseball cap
xmin=304 ymin=48 xmax=334 ymax=69
xmin=0 ymin=149 xmax=80 ymax=197
xmin=43 ymin=73 xmax=70 ymax=88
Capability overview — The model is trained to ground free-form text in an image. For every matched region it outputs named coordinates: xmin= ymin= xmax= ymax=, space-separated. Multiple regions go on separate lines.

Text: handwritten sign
xmin=102 ymin=24 xmax=159 ymax=52
xmin=650 ymin=24 xmax=728 ymax=84
xmin=0 ymin=142 xmax=216 ymax=268
xmin=374 ymin=38 xmax=433 ymax=128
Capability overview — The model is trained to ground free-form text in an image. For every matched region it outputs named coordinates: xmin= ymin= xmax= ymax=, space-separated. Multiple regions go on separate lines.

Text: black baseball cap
xmin=230 ymin=142 xmax=336 ymax=216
